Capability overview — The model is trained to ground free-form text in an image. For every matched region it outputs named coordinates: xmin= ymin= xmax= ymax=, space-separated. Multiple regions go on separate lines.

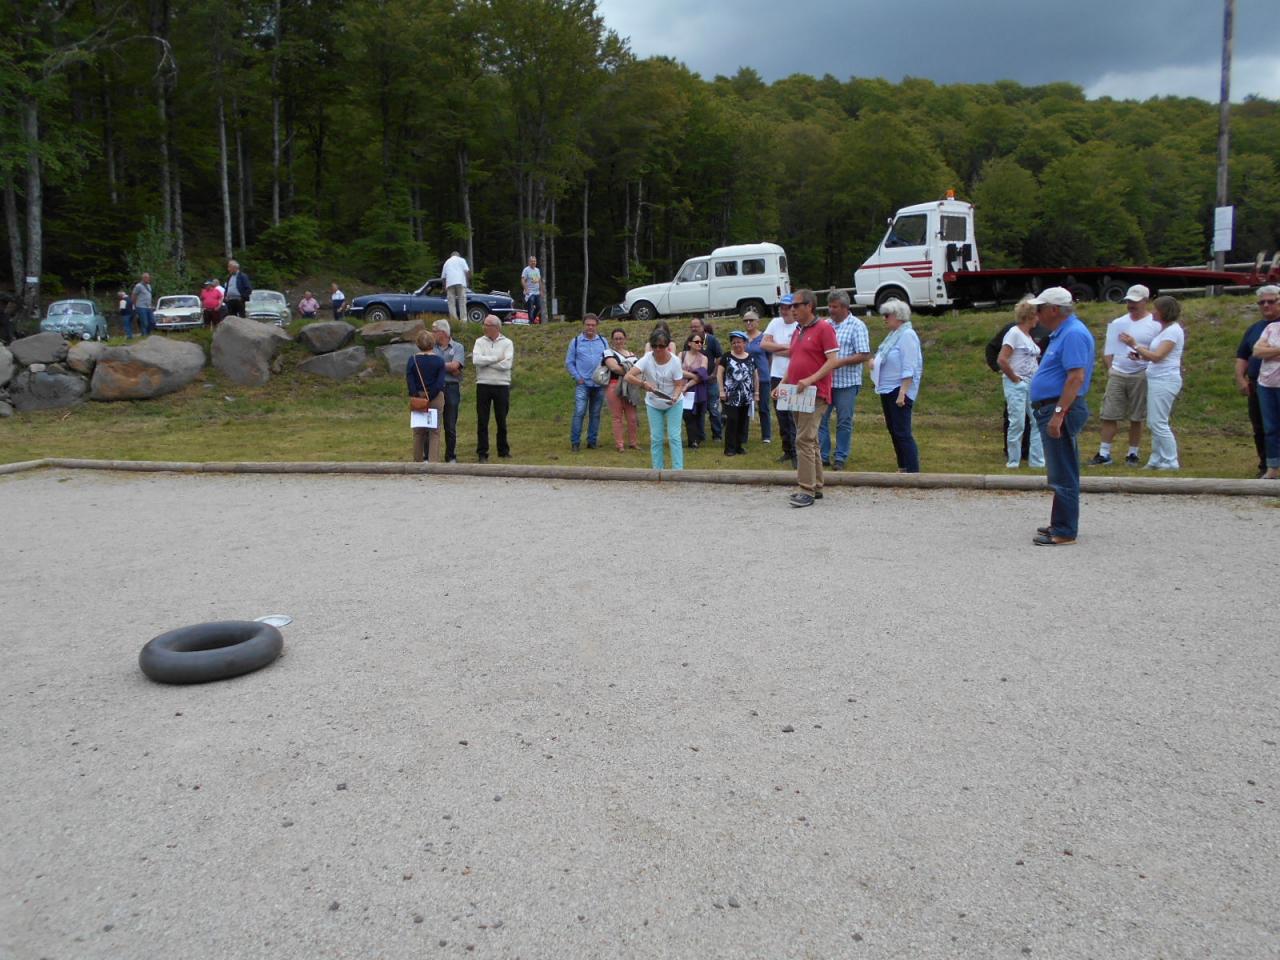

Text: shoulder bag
xmin=410 ymin=356 xmax=432 ymax=412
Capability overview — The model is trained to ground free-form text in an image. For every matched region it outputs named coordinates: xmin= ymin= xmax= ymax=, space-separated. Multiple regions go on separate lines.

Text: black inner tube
xmin=139 ymin=620 xmax=284 ymax=685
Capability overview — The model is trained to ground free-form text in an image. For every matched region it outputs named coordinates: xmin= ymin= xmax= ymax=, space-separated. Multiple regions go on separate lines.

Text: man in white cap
xmin=1027 ymin=286 xmax=1095 ymax=546
xmin=1087 ymin=284 xmax=1160 ymax=466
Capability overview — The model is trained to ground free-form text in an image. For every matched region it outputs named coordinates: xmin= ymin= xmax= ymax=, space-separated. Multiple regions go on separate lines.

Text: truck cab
xmin=853 ymin=199 xmax=979 ymax=309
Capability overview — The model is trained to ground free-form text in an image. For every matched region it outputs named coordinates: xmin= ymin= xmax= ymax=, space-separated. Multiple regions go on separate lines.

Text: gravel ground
xmin=2 ymin=470 xmax=1277 ymax=960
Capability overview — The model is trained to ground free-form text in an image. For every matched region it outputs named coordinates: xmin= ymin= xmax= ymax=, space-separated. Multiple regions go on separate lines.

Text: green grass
xmin=1 ymin=299 xmax=1266 ymax=478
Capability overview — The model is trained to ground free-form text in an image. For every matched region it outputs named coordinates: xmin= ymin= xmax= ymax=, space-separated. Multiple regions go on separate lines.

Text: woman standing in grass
xmin=625 ymin=329 xmax=687 ymax=470
xmin=718 ymin=330 xmax=759 ymax=456
xmin=680 ymin=332 xmax=710 ymax=448
xmin=408 ymin=330 xmax=446 ymax=463
xmin=602 ymin=328 xmax=640 ymax=452
xmin=1121 ymin=295 xmax=1183 ymax=470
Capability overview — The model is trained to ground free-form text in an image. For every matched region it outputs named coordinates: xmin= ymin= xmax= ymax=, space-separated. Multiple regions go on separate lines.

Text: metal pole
xmin=1214 ymin=0 xmax=1234 ymax=272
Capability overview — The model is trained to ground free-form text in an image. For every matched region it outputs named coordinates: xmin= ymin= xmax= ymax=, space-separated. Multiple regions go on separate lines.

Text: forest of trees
xmin=3 ymin=0 xmax=1279 ymax=322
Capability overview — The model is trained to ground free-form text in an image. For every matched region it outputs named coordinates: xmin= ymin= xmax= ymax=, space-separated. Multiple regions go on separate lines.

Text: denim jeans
xmin=1002 ymin=378 xmax=1044 ymax=467
xmin=819 ymin=384 xmax=860 ymax=466
xmin=757 ymin=388 xmax=772 ymax=442
xmin=771 ymin=377 xmax=796 ymax=456
xmin=646 ymin=403 xmax=684 ymax=470
xmin=707 ymin=379 xmax=723 ymax=438
xmin=134 ymin=308 xmax=154 ymax=335
xmin=572 ymin=382 xmax=605 ymax=445
xmin=878 ymin=392 xmax=919 ymax=472
xmin=526 ymin=293 xmax=541 ymax=322
xmin=441 ymin=381 xmax=461 ymax=460
xmin=1145 ymin=376 xmax=1181 ymax=468
xmin=1034 ymin=399 xmax=1089 ymax=539
xmin=122 ymin=312 xmax=137 ymax=338
xmin=1259 ymin=384 xmax=1280 ymax=468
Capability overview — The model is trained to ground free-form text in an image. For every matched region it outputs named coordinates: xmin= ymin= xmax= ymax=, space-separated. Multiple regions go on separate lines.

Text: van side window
xmin=741 ymin=259 xmax=765 ymax=276
xmin=884 ymin=214 xmax=927 ymax=248
xmin=941 ymin=215 xmax=967 ymax=242
xmin=714 ymin=261 xmax=738 ymax=277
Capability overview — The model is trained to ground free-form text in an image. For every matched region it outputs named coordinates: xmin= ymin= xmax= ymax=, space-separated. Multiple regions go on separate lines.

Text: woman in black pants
xmin=872 ymin=298 xmax=923 ymax=472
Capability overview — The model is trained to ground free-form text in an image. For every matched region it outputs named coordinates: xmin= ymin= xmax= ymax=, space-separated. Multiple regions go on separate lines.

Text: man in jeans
xmin=431 ymin=318 xmax=466 ymax=463
xmin=472 ymin=315 xmax=513 ymax=462
xmin=775 ymin=289 xmax=839 ymax=508
xmin=1028 ymin=287 xmax=1095 ymax=546
xmin=819 ymin=290 xmax=871 ymax=470
xmin=564 ymin=313 xmax=607 ymax=451
xmin=130 ymin=273 xmax=154 ymax=336
xmin=521 ymin=255 xmax=542 ymax=323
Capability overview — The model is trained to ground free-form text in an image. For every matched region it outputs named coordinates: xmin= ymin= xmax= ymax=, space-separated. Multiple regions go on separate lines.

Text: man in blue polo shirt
xmin=1028 ymin=286 xmax=1095 ymax=546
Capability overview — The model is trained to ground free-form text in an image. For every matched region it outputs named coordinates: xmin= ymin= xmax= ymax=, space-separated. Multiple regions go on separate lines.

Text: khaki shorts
xmin=1100 ymin=371 xmax=1148 ymax=422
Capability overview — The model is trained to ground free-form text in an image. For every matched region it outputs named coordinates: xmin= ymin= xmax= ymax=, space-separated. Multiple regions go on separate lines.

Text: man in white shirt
xmin=442 ymin=251 xmax=471 ymax=325
xmin=1088 ymin=285 xmax=1161 ymax=466
xmin=762 ymin=294 xmax=799 ymax=465
xmin=520 ymin=255 xmax=542 ymax=323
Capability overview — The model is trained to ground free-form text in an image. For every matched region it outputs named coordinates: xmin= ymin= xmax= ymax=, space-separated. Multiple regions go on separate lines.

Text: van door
xmin=667 ymin=259 xmax=710 ymax=315
xmin=872 ymin=212 xmax=933 ymax=306
xmin=708 ymin=259 xmax=741 ymax=311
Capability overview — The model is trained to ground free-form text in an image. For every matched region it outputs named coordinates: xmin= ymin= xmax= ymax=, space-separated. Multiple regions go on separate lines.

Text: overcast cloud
xmin=596 ymin=0 xmax=1280 ymax=101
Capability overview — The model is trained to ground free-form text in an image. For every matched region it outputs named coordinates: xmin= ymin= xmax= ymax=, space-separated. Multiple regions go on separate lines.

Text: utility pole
xmin=1213 ymin=0 xmax=1234 ymax=272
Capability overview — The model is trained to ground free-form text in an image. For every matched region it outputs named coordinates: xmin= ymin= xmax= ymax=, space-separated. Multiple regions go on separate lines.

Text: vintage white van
xmin=623 ymin=242 xmax=790 ymax=322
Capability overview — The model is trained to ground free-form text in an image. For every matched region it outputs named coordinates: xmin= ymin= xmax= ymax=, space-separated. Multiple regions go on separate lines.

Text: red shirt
xmin=785 ymin=318 xmax=838 ymax=403
xmin=200 ymin=287 xmax=223 ymax=311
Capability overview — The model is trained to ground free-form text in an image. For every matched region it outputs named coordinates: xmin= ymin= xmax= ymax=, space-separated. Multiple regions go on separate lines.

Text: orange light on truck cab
xmin=945 ymin=189 xmax=955 ymax=199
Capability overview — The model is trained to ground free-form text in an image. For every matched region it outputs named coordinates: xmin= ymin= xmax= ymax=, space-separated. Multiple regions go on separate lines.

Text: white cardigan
xmin=472 ymin=334 xmax=514 ymax=385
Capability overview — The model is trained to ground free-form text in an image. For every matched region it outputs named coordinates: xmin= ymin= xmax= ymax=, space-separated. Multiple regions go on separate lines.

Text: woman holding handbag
xmin=408 ymin=330 xmax=446 ymax=462
xmin=602 ymin=328 xmax=640 ymax=452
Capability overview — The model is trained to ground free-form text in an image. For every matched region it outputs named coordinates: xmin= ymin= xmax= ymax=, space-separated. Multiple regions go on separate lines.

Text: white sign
xmin=409 ymin=408 xmax=438 ymax=429
xmin=1213 ymin=205 xmax=1234 ymax=254
xmin=775 ymin=384 xmax=817 ymax=413
xmin=24 ymin=276 xmax=38 ymax=284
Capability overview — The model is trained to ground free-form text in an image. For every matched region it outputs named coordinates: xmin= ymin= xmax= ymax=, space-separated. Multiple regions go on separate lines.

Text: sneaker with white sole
xmin=788 ymin=492 xmax=815 ymax=508
xmin=1125 ymin=453 xmax=1140 ymax=465
xmin=1086 ymin=453 xmax=1113 ymax=466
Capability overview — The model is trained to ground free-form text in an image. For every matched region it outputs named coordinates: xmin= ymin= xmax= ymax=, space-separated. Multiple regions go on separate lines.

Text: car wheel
xmin=466 ymin=303 xmax=487 ymax=325
xmin=139 ymin=620 xmax=284 ymax=685
xmin=738 ymin=298 xmax=766 ymax=318
xmin=631 ymin=301 xmax=657 ymax=324
xmin=874 ymin=286 xmax=909 ymax=310
xmin=366 ymin=305 xmax=393 ymax=324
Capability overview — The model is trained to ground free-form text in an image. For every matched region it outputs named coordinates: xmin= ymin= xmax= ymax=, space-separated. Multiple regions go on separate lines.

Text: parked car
xmin=247 ymin=290 xmax=291 ymax=327
xmin=40 ymin=299 xmax=108 ymax=341
xmin=597 ymin=303 xmax=628 ymax=321
xmin=154 ymin=294 xmax=203 ymax=331
xmin=348 ymin=279 xmax=515 ymax=326
xmin=622 ymin=242 xmax=790 ymax=322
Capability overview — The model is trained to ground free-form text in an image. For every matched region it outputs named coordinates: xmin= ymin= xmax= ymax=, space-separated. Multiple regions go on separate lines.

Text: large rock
xmin=358 ymin=319 xmax=425 ymax=346
xmin=90 ymin=336 xmax=206 ymax=400
xmin=212 ymin=315 xmax=290 ymax=386
xmin=66 ymin=340 xmax=108 ymax=375
xmin=298 ymin=320 xmax=355 ymax=355
xmin=0 ymin=343 xmax=13 ymax=387
xmin=378 ymin=343 xmax=417 ymax=377
xmin=297 ymin=345 xmax=368 ymax=380
xmin=9 ymin=332 xmax=68 ymax=366
xmin=10 ymin=369 xmax=89 ymax=412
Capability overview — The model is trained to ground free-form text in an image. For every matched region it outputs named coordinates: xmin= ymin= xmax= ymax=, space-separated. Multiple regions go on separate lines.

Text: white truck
xmin=853 ymin=196 xmax=1279 ymax=309
xmin=623 ymin=242 xmax=790 ymax=322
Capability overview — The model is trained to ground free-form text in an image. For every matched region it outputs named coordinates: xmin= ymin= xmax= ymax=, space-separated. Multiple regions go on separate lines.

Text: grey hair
xmin=878 ymin=298 xmax=911 ymax=322
xmin=1258 ymin=284 xmax=1280 ymax=298
xmin=827 ymin=290 xmax=851 ymax=308
xmin=432 ymin=318 xmax=452 ymax=333
xmin=228 ymin=259 xmax=239 ymax=269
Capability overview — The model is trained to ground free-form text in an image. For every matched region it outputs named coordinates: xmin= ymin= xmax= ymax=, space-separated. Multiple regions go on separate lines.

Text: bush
xmin=350 ymin=195 xmax=434 ymax=288
xmin=125 ymin=218 xmax=194 ymax=300
xmin=251 ymin=215 xmax=325 ymax=280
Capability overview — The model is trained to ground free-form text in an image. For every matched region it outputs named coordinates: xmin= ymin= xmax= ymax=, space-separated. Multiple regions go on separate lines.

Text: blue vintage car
xmin=40 ymin=299 xmax=109 ymax=341
xmin=347 ymin=279 xmax=515 ymax=326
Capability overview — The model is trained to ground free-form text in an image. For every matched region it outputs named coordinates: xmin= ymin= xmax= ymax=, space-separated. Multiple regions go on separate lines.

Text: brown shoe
xmin=1032 ymin=533 xmax=1076 ymax=546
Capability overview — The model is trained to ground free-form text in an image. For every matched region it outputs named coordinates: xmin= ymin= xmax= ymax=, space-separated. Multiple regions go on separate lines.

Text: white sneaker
xmin=1005 ymin=461 xmax=1020 ymax=469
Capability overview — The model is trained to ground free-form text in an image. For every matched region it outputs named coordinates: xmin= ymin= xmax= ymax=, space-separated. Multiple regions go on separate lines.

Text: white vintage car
xmin=247 ymin=290 xmax=291 ymax=327
xmin=154 ymin=295 xmax=203 ymax=331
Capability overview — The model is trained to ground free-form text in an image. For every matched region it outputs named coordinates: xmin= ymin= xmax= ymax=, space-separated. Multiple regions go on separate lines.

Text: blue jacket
xmin=407 ymin=353 xmax=445 ymax=400
xmin=565 ymin=332 xmax=607 ymax=383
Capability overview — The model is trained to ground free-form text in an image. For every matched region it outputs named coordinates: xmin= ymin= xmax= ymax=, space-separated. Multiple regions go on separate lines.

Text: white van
xmin=623 ymin=242 xmax=790 ymax=322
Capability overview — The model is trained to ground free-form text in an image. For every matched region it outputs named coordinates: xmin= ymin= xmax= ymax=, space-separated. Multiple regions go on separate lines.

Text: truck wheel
xmin=1099 ymin=281 xmax=1127 ymax=303
xmin=467 ymin=303 xmax=487 ymax=324
xmin=366 ymin=305 xmax=392 ymax=324
xmin=139 ymin=620 xmax=284 ymax=685
xmin=874 ymin=287 xmax=909 ymax=310
xmin=631 ymin=301 xmax=657 ymax=324
xmin=1066 ymin=281 xmax=1095 ymax=303
xmin=738 ymin=298 xmax=766 ymax=318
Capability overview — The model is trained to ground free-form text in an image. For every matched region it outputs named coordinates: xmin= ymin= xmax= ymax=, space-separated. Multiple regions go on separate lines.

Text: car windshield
xmin=415 ymin=279 xmax=447 ymax=296
xmin=250 ymin=291 xmax=285 ymax=304
xmin=49 ymin=301 xmax=92 ymax=316
xmin=158 ymin=296 xmax=199 ymax=308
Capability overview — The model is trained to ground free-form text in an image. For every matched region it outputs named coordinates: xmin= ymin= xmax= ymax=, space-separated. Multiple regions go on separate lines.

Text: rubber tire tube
xmin=139 ymin=620 xmax=284 ymax=685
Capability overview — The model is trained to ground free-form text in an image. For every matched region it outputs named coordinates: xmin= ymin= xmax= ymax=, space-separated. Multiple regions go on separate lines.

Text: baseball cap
xmin=1029 ymin=286 xmax=1073 ymax=307
xmin=1123 ymin=284 xmax=1150 ymax=302
xmin=730 ymin=330 xmax=748 ymax=341
xmin=779 ymin=293 xmax=794 ymax=305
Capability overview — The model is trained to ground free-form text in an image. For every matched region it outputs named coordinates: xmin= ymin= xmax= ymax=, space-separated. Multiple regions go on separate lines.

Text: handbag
xmin=409 ymin=357 xmax=433 ymax=412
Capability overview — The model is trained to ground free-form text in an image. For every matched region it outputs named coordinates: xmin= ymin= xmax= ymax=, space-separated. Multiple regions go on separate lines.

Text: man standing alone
xmin=131 ymin=273 xmax=154 ymax=336
xmin=565 ymin=313 xmax=607 ymax=451
xmin=819 ymin=290 xmax=871 ymax=470
xmin=442 ymin=250 xmax=470 ymax=325
xmin=521 ymin=255 xmax=542 ymax=323
xmin=1028 ymin=287 xmax=1095 ymax=546
xmin=224 ymin=260 xmax=252 ymax=318
xmin=432 ymin=318 xmax=466 ymax=463
xmin=472 ymin=315 xmax=513 ymax=462
xmin=1088 ymin=285 xmax=1159 ymax=466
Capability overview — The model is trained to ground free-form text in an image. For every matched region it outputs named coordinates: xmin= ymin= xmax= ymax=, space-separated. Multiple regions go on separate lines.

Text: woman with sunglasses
xmin=680 ymin=332 xmax=710 ymax=448
xmin=602 ymin=328 xmax=640 ymax=452
xmin=625 ymin=329 xmax=687 ymax=469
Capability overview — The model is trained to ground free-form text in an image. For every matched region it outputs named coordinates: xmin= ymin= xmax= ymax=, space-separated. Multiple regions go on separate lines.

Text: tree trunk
xmin=633 ymin=179 xmax=644 ymax=275
xmin=458 ymin=146 xmax=474 ymax=270
xmin=233 ymin=94 xmax=247 ymax=250
xmin=173 ymin=166 xmax=185 ymax=269
xmin=22 ymin=97 xmax=42 ymax=323
xmin=4 ymin=172 xmax=23 ymax=304
xmin=100 ymin=66 xmax=118 ymax=206
xmin=581 ymin=179 xmax=589 ymax=317
xmin=546 ymin=194 xmax=556 ymax=321
xmin=218 ymin=92 xmax=233 ymax=258
xmin=622 ymin=181 xmax=630 ymax=282
xmin=157 ymin=78 xmax=172 ymax=237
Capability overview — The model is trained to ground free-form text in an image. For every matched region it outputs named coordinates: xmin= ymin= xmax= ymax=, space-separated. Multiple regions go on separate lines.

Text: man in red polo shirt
xmin=774 ymin=288 xmax=840 ymax=507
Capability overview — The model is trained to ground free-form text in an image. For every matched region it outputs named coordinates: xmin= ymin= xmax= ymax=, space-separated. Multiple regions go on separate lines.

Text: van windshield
xmin=676 ymin=261 xmax=708 ymax=283
xmin=884 ymin=214 xmax=927 ymax=248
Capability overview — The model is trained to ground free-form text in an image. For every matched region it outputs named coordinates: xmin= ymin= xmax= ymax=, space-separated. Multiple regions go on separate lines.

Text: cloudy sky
xmin=595 ymin=0 xmax=1280 ymax=102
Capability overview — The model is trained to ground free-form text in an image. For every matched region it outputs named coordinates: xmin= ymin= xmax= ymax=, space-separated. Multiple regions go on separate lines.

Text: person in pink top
xmin=199 ymin=280 xmax=223 ymax=329
xmin=773 ymin=288 xmax=839 ymax=507
xmin=1250 ymin=284 xmax=1280 ymax=480
xmin=298 ymin=291 xmax=320 ymax=319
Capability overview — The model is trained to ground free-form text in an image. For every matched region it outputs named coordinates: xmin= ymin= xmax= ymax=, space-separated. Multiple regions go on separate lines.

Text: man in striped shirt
xmin=819 ymin=290 xmax=871 ymax=470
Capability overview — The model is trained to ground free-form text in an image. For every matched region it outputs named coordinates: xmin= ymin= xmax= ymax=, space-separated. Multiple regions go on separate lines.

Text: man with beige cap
xmin=1087 ymin=284 xmax=1159 ymax=466
xmin=431 ymin=318 xmax=466 ymax=463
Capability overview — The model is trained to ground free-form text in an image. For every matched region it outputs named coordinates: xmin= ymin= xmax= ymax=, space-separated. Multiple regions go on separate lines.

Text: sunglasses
xmin=689 ymin=338 xmax=703 ymax=344
xmin=1259 ymin=299 xmax=1279 ymax=306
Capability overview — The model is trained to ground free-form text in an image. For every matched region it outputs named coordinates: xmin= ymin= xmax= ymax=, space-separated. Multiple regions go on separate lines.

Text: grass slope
xmin=1 ymin=298 xmax=1266 ymax=478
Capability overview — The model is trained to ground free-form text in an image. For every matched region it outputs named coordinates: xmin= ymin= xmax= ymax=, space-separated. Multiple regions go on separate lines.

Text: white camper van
xmin=623 ymin=242 xmax=790 ymax=322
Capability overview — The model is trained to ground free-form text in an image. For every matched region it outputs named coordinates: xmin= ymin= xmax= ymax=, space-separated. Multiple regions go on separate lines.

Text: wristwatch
xmin=1053 ymin=405 xmax=1064 ymax=414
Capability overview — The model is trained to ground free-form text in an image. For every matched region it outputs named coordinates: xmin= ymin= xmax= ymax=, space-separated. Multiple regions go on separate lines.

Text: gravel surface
xmin=2 ymin=470 xmax=1277 ymax=959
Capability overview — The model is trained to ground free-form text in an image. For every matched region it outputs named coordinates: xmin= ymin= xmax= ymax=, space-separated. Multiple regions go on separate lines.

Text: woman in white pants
xmin=997 ymin=297 xmax=1044 ymax=468
xmin=1121 ymin=295 xmax=1184 ymax=470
